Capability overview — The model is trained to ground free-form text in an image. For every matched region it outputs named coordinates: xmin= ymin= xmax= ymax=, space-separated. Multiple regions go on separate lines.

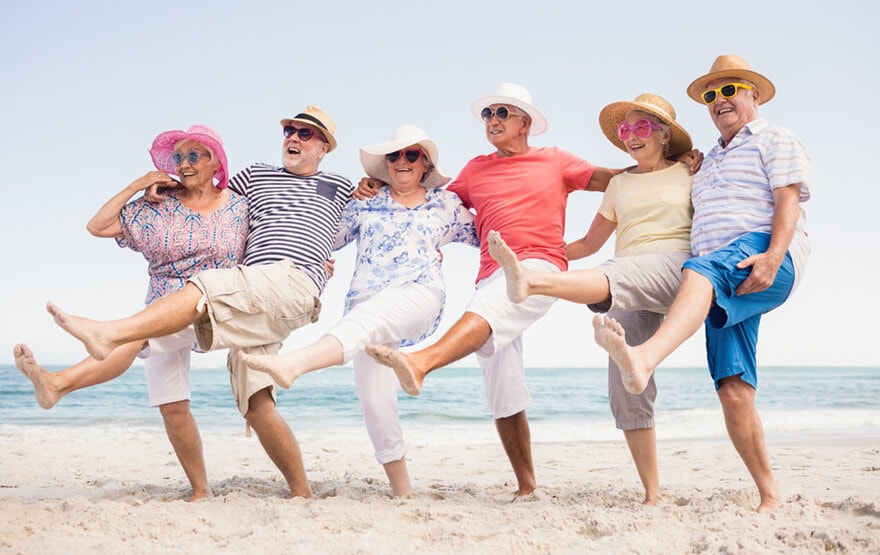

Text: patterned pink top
xmin=117 ymin=190 xmax=249 ymax=304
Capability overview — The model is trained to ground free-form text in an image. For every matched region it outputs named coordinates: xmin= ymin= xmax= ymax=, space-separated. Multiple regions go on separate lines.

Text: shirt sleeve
xmin=334 ymin=200 xmax=361 ymax=250
xmin=597 ymin=177 xmax=619 ymax=223
xmin=763 ymin=127 xmax=813 ymax=202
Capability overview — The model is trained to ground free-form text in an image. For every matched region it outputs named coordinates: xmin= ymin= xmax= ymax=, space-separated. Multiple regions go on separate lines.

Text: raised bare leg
xmin=159 ymin=400 xmax=212 ymax=501
xmin=717 ymin=377 xmax=779 ymax=513
xmin=47 ymin=283 xmax=205 ymax=361
xmin=14 ymin=341 xmax=144 ymax=409
xmin=366 ymin=311 xmax=491 ymax=395
xmin=239 ymin=336 xmax=343 ymax=389
xmin=496 ymin=411 xmax=536 ymax=500
xmin=487 ymin=230 xmax=611 ymax=305
xmin=593 ymin=314 xmax=652 ymax=394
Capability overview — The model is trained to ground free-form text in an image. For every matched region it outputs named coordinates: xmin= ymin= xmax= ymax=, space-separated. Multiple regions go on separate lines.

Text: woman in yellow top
xmin=488 ymin=93 xmax=694 ymax=505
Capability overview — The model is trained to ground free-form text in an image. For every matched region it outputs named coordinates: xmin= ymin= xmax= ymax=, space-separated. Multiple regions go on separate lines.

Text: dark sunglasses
xmin=701 ymin=82 xmax=753 ymax=105
xmin=172 ymin=149 xmax=209 ymax=166
xmin=480 ymin=106 xmax=525 ymax=122
xmin=282 ymin=125 xmax=323 ymax=142
xmin=385 ymin=149 xmax=424 ymax=163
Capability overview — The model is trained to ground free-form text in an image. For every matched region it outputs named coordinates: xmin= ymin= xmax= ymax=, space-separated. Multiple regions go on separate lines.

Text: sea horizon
xmin=2 ymin=365 xmax=878 ymax=446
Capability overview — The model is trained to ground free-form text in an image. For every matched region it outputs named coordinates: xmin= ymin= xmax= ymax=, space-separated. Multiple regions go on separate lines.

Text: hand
xmin=353 ymin=177 xmax=385 ymax=201
xmin=137 ymin=171 xmax=179 ymax=203
xmin=735 ymin=252 xmax=782 ymax=295
xmin=324 ymin=258 xmax=336 ymax=280
xmin=676 ymin=149 xmax=704 ymax=175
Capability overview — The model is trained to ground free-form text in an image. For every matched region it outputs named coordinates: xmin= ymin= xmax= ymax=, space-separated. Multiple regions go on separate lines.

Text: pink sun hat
xmin=149 ymin=124 xmax=229 ymax=189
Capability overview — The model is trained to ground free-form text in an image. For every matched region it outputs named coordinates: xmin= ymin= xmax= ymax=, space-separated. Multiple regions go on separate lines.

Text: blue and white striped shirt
xmin=229 ymin=163 xmax=354 ymax=293
xmin=691 ymin=118 xmax=812 ymax=286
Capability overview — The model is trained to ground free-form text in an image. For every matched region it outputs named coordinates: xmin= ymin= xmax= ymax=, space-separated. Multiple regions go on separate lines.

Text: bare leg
xmin=382 ymin=458 xmax=411 ymax=498
xmin=623 ymin=428 xmax=660 ymax=505
xmin=245 ymin=387 xmax=313 ymax=498
xmin=717 ymin=377 xmax=779 ymax=513
xmin=366 ymin=311 xmax=491 ymax=395
xmin=496 ymin=411 xmax=536 ymax=499
xmin=159 ymin=400 xmax=212 ymax=501
xmin=14 ymin=341 xmax=144 ymax=409
xmin=239 ymin=336 xmax=343 ymax=389
xmin=594 ymin=269 xmax=713 ymax=394
xmin=488 ymin=230 xmax=610 ymax=304
xmin=47 ymin=283 xmax=205 ymax=361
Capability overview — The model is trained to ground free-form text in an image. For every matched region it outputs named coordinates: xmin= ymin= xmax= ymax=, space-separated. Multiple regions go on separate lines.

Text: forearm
xmin=765 ymin=184 xmax=802 ymax=266
xmin=86 ymin=183 xmax=142 ymax=238
xmin=585 ymin=167 xmax=624 ymax=193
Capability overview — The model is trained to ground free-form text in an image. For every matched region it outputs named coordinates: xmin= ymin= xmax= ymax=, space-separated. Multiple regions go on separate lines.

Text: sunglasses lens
xmin=617 ymin=122 xmax=630 ymax=141
xmin=404 ymin=150 xmax=421 ymax=163
xmin=385 ymin=151 xmax=401 ymax=163
xmin=702 ymin=90 xmax=717 ymax=104
xmin=298 ymin=128 xmax=313 ymax=140
xmin=187 ymin=151 xmax=200 ymax=164
xmin=172 ymin=153 xmax=183 ymax=165
xmin=283 ymin=125 xmax=293 ymax=138
xmin=633 ymin=120 xmax=653 ymax=138
xmin=721 ymin=84 xmax=737 ymax=98
xmin=496 ymin=107 xmax=510 ymax=120
xmin=480 ymin=107 xmax=493 ymax=121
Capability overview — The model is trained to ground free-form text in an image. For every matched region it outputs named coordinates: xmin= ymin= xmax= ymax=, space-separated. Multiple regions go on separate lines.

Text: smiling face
xmin=483 ymin=103 xmax=530 ymax=155
xmin=172 ymin=139 xmax=218 ymax=190
xmin=281 ymin=123 xmax=329 ymax=175
xmin=621 ymin=111 xmax=669 ymax=169
xmin=705 ymin=77 xmax=759 ymax=144
xmin=386 ymin=144 xmax=429 ymax=193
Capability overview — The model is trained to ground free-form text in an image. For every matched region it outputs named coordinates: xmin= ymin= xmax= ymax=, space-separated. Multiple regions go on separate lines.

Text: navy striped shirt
xmin=229 ymin=163 xmax=354 ymax=293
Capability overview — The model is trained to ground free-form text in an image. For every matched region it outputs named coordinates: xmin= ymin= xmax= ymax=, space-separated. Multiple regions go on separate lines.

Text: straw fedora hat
xmin=149 ymin=124 xmax=229 ymax=189
xmin=280 ymin=105 xmax=338 ymax=152
xmin=471 ymin=82 xmax=548 ymax=136
xmin=598 ymin=93 xmax=693 ymax=158
xmin=359 ymin=125 xmax=451 ymax=189
xmin=686 ymin=54 xmax=776 ymax=105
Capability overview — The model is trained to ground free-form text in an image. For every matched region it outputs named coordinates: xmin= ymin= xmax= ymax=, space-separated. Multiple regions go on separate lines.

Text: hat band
xmin=294 ymin=113 xmax=329 ymax=132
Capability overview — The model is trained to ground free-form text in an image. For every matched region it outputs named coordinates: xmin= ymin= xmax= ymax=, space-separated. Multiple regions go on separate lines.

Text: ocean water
xmin=1 ymin=365 xmax=878 ymax=444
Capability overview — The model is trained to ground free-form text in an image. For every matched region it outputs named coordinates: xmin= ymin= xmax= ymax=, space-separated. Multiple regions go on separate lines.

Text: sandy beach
xmin=1 ymin=425 xmax=877 ymax=554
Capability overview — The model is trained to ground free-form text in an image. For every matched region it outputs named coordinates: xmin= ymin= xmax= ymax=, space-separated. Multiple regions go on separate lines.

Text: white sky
xmin=2 ymin=0 xmax=878 ymax=369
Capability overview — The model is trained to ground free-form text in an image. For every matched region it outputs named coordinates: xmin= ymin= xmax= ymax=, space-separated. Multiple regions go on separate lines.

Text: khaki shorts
xmin=190 ymin=259 xmax=321 ymax=352
xmin=588 ymin=251 xmax=691 ymax=314
xmin=189 ymin=260 xmax=322 ymax=416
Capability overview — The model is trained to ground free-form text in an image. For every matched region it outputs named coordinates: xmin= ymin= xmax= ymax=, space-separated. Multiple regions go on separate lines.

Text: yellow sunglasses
xmin=701 ymin=82 xmax=753 ymax=105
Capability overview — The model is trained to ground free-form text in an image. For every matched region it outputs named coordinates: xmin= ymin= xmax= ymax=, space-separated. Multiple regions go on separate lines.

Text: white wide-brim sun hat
xmin=359 ymin=125 xmax=451 ymax=189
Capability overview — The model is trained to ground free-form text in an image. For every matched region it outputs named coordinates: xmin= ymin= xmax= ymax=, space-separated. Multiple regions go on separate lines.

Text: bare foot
xmin=592 ymin=314 xmax=651 ymax=394
xmin=365 ymin=345 xmax=423 ymax=396
xmin=13 ymin=343 xmax=61 ymax=409
xmin=188 ymin=489 xmax=214 ymax=502
xmin=756 ymin=495 xmax=780 ymax=513
xmin=238 ymin=351 xmax=298 ymax=389
xmin=46 ymin=302 xmax=116 ymax=361
xmin=510 ymin=488 xmax=542 ymax=504
xmin=487 ymin=230 xmax=530 ymax=303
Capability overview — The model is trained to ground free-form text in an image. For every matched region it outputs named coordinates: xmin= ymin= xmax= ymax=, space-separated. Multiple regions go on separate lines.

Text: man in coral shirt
xmin=365 ymin=83 xmax=622 ymax=500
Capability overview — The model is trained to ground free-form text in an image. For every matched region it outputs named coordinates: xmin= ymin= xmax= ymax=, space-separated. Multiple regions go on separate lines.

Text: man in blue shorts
xmin=49 ymin=106 xmax=355 ymax=499
xmin=592 ymin=54 xmax=813 ymax=513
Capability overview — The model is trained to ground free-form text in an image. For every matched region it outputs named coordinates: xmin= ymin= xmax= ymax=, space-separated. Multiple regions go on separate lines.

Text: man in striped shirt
xmin=593 ymin=55 xmax=812 ymax=513
xmin=49 ymin=106 xmax=355 ymax=499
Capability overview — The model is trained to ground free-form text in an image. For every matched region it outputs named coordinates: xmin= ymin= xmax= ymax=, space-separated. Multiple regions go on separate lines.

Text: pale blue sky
xmin=2 ymin=0 xmax=877 ymax=368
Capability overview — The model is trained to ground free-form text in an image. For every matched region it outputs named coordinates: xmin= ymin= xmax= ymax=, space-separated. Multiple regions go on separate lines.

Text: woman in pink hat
xmin=14 ymin=124 xmax=247 ymax=501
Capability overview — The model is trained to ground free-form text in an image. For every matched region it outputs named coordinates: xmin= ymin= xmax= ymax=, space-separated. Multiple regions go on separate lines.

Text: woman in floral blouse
xmin=240 ymin=125 xmax=478 ymax=496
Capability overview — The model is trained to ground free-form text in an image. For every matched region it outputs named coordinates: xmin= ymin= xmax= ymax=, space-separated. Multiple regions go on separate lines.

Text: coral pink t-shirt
xmin=448 ymin=146 xmax=596 ymax=283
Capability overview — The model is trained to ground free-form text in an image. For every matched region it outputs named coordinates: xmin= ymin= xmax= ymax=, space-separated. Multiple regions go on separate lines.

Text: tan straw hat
xmin=598 ymin=93 xmax=693 ymax=158
xmin=686 ymin=54 xmax=776 ymax=105
xmin=280 ymin=105 xmax=338 ymax=152
xmin=359 ymin=125 xmax=451 ymax=189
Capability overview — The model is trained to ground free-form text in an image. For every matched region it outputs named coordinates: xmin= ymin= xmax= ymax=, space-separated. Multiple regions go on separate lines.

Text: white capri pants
xmin=325 ymin=282 xmax=443 ymax=464
xmin=465 ymin=260 xmax=558 ymax=419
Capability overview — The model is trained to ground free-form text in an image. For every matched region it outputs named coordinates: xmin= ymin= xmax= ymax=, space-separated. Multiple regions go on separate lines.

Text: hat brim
xmin=470 ymin=95 xmax=548 ymax=136
xmin=598 ymin=101 xmax=693 ymax=159
xmin=149 ymin=130 xmax=229 ymax=189
xmin=359 ymin=137 xmax=450 ymax=189
xmin=686 ymin=69 xmax=776 ymax=105
xmin=280 ymin=117 xmax=338 ymax=152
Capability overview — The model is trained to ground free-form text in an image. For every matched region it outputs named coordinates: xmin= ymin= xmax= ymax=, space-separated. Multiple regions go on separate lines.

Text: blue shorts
xmin=682 ymin=232 xmax=794 ymax=390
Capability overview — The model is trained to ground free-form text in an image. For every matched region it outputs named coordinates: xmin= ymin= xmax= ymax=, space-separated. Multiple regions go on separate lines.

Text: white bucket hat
xmin=471 ymin=82 xmax=547 ymax=136
xmin=359 ymin=125 xmax=451 ymax=189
